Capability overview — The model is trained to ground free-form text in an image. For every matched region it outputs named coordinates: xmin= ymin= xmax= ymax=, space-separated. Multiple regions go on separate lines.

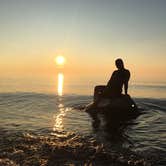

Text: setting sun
xmin=55 ymin=56 xmax=65 ymax=65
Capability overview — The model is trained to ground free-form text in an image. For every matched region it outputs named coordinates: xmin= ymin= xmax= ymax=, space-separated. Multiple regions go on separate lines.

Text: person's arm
xmin=124 ymin=82 xmax=128 ymax=95
xmin=124 ymin=70 xmax=130 ymax=95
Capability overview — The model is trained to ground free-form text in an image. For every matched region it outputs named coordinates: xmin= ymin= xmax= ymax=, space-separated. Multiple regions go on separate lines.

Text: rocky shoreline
xmin=0 ymin=132 xmax=153 ymax=166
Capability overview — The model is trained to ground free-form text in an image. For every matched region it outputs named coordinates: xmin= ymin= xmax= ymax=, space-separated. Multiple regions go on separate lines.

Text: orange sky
xmin=0 ymin=0 xmax=166 ymax=94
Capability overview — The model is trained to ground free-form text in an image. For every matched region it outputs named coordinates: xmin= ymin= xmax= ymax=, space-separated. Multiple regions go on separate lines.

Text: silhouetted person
xmin=94 ymin=59 xmax=130 ymax=101
xmin=105 ymin=58 xmax=130 ymax=97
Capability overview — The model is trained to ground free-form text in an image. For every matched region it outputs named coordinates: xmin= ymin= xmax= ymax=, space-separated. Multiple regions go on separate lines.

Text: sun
xmin=55 ymin=56 xmax=65 ymax=65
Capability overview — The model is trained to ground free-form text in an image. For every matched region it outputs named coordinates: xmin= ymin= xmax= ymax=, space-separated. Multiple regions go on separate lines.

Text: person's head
xmin=115 ymin=58 xmax=124 ymax=70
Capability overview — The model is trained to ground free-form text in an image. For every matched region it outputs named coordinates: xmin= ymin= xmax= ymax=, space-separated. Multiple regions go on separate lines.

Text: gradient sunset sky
xmin=0 ymin=0 xmax=166 ymax=93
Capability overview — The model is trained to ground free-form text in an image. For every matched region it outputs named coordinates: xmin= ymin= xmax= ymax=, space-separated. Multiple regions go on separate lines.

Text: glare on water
xmin=52 ymin=103 xmax=71 ymax=137
xmin=57 ymin=73 xmax=64 ymax=96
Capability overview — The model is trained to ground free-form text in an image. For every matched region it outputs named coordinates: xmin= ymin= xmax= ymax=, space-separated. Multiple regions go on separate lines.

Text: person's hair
xmin=115 ymin=58 xmax=124 ymax=69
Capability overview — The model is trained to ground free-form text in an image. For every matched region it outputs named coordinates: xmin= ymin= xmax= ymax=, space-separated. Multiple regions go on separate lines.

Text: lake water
xmin=0 ymin=84 xmax=166 ymax=165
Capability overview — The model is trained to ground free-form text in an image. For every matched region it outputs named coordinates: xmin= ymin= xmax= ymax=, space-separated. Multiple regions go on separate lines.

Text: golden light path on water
xmin=52 ymin=103 xmax=71 ymax=137
xmin=52 ymin=55 xmax=68 ymax=137
xmin=52 ymin=73 xmax=66 ymax=137
xmin=57 ymin=73 xmax=64 ymax=96
xmin=53 ymin=103 xmax=64 ymax=132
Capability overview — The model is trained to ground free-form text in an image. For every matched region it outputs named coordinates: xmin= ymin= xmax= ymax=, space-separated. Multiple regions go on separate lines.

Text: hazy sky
xmin=0 ymin=0 xmax=166 ymax=90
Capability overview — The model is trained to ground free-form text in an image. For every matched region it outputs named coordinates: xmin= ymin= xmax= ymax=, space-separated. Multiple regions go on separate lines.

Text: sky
xmin=0 ymin=0 xmax=166 ymax=93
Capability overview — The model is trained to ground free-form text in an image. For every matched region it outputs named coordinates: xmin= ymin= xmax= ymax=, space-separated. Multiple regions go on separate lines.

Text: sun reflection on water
xmin=52 ymin=103 xmax=71 ymax=137
xmin=53 ymin=104 xmax=65 ymax=132
xmin=57 ymin=73 xmax=64 ymax=96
